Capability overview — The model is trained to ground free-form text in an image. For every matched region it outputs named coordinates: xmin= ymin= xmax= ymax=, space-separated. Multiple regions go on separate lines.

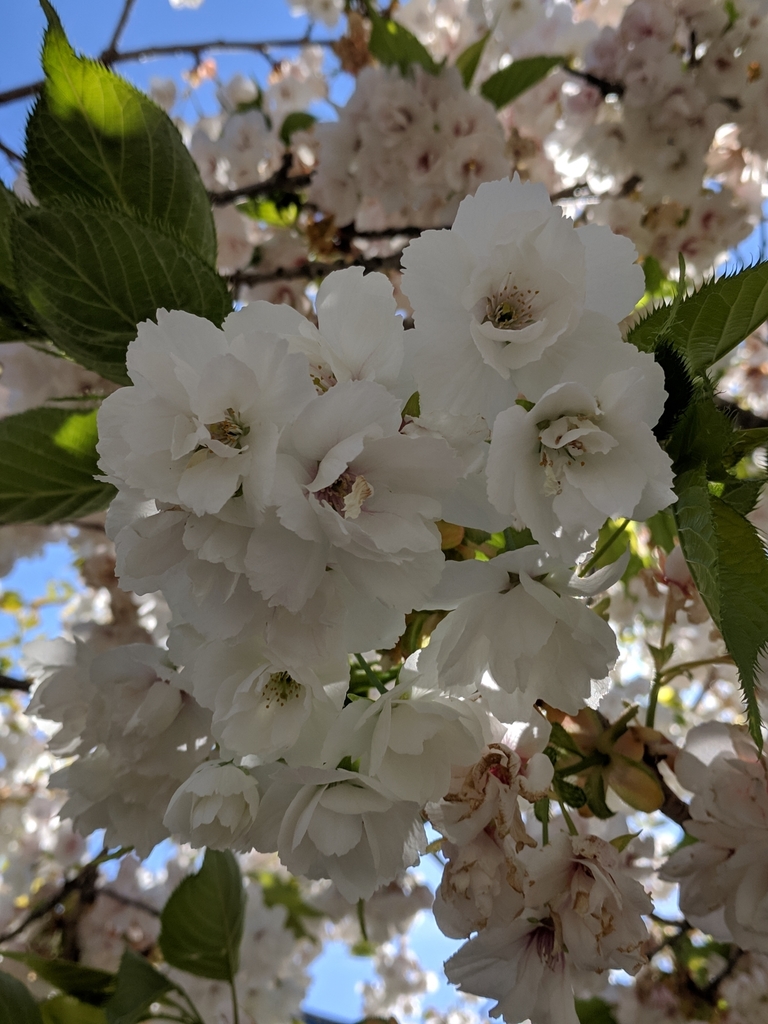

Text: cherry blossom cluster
xmin=17 ymin=174 xmax=681 ymax=1022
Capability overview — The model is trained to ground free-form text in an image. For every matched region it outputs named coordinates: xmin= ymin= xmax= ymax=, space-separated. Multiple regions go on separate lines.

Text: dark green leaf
xmin=652 ymin=340 xmax=695 ymax=441
xmin=1 ymin=955 xmax=113 ymax=1007
xmin=674 ymin=465 xmax=768 ymax=747
xmin=642 ymin=255 xmax=665 ymax=295
xmin=159 ymin=850 xmax=245 ymax=982
xmin=673 ymin=465 xmax=720 ymax=623
xmin=479 ymin=56 xmax=564 ymax=110
xmin=548 ymin=721 xmax=582 ymax=755
xmin=368 ymin=11 xmax=441 ymax=76
xmin=553 ymin=777 xmax=587 ymax=808
xmin=627 ymin=262 xmax=768 ymax=372
xmin=719 ymin=477 xmax=764 ymax=515
xmin=41 ymin=996 xmax=107 ymax=1024
xmin=279 ymin=111 xmax=317 ymax=145
xmin=454 ymin=32 xmax=490 ymax=88
xmin=728 ymin=427 xmax=768 ymax=465
xmin=502 ymin=525 xmax=536 ymax=551
xmin=0 ymin=183 xmax=21 ymax=295
xmin=583 ymin=770 xmax=614 ymax=819
xmin=666 ymin=398 xmax=734 ymax=476
xmin=533 ymin=797 xmax=550 ymax=824
xmin=0 ymin=185 xmax=40 ymax=342
xmin=712 ymin=497 xmax=768 ymax=748
xmin=13 ymin=202 xmax=231 ymax=384
xmin=646 ymin=510 xmax=677 ymax=553
xmin=103 ymin=950 xmax=172 ymax=1024
xmin=575 ymin=997 xmax=618 ymax=1024
xmin=0 ymin=407 xmax=114 ymax=524
xmin=27 ymin=4 xmax=216 ymax=265
xmin=0 ymin=970 xmax=43 ymax=1024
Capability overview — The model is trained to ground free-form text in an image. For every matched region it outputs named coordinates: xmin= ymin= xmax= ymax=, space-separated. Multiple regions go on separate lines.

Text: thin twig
xmin=0 ymin=674 xmax=32 ymax=693
xmin=0 ymin=139 xmax=22 ymax=165
xmin=101 ymin=0 xmax=139 ymax=64
xmin=231 ymin=252 xmax=404 ymax=288
xmin=209 ymin=157 xmax=312 ymax=206
xmin=563 ymin=65 xmax=625 ymax=98
xmin=0 ymin=37 xmax=336 ymax=108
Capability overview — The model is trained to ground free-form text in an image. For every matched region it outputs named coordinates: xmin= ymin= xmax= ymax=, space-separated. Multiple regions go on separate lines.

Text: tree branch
xmin=231 ymin=252 xmax=405 ymax=288
xmin=0 ymin=674 xmax=32 ymax=693
xmin=100 ymin=0 xmax=139 ymax=64
xmin=563 ymin=64 xmax=625 ymax=98
xmin=716 ymin=396 xmax=768 ymax=430
xmin=0 ymin=36 xmax=336 ymax=108
xmin=209 ymin=156 xmax=312 ymax=206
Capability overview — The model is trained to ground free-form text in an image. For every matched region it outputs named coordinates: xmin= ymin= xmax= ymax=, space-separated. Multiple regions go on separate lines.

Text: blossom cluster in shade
xmin=23 ymin=175 xmax=681 ymax=1023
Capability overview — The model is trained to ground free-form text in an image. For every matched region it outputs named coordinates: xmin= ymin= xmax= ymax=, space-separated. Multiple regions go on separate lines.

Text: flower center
xmin=482 ymin=278 xmax=540 ymax=331
xmin=206 ymin=408 xmax=249 ymax=448
xmin=537 ymin=412 xmax=617 ymax=496
xmin=262 ymin=671 xmax=302 ymax=709
xmin=316 ymin=469 xmax=374 ymax=519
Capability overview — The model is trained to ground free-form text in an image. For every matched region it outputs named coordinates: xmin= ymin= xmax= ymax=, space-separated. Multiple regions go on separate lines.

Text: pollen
xmin=483 ymin=276 xmax=540 ymax=331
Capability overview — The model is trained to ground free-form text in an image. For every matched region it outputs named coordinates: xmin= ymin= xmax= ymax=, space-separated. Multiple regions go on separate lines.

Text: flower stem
xmin=579 ymin=519 xmax=630 ymax=577
xmin=354 ymin=653 xmax=388 ymax=694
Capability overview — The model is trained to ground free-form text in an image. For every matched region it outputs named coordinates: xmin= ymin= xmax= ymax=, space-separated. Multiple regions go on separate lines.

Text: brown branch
xmin=0 ymin=37 xmax=336 ymax=108
xmin=101 ymin=888 xmax=160 ymax=917
xmin=0 ymin=674 xmax=32 ymax=693
xmin=100 ymin=0 xmax=139 ymax=65
xmin=209 ymin=155 xmax=312 ymax=206
xmin=232 ymin=252 xmax=405 ymax=288
xmin=563 ymin=64 xmax=625 ymax=98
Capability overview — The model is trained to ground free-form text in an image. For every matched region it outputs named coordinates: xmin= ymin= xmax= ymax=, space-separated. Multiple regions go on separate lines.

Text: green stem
xmin=354 ymin=653 xmax=388 ymax=695
xmin=660 ymin=655 xmax=733 ymax=682
xmin=357 ymin=898 xmax=369 ymax=942
xmin=560 ymin=802 xmax=579 ymax=837
xmin=579 ymin=519 xmax=630 ymax=577
xmin=555 ymin=752 xmax=608 ymax=777
xmin=230 ymin=980 xmax=241 ymax=1024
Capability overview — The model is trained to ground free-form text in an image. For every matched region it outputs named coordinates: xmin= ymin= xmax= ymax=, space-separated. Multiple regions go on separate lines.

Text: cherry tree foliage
xmin=1 ymin=1 xmax=768 ymax=1023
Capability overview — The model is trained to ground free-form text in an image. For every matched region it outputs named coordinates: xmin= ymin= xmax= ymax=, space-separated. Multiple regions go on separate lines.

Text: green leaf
xmin=712 ymin=497 xmax=768 ymax=749
xmin=548 ymin=721 xmax=582 ymax=755
xmin=0 ymin=970 xmax=43 ymax=1024
xmin=0 ymin=407 xmax=114 ymax=524
xmin=103 ymin=950 xmax=172 ymax=1024
xmin=575 ymin=997 xmax=618 ymax=1024
xmin=454 ymin=31 xmax=490 ymax=88
xmin=1 ymin=955 xmax=114 ymax=1007
xmin=553 ymin=777 xmax=587 ymax=808
xmin=627 ymin=262 xmax=768 ymax=373
xmin=279 ymin=111 xmax=317 ymax=145
xmin=609 ymin=831 xmax=641 ymax=853
xmin=674 ymin=465 xmax=720 ymax=623
xmin=0 ymin=185 xmax=40 ymax=342
xmin=26 ymin=3 xmax=216 ymax=265
xmin=502 ymin=525 xmax=536 ymax=551
xmin=719 ymin=477 xmax=764 ymax=516
xmin=0 ymin=183 xmax=21 ymax=295
xmin=479 ymin=56 xmax=564 ymax=110
xmin=256 ymin=872 xmax=323 ymax=941
xmin=13 ymin=201 xmax=231 ymax=384
xmin=646 ymin=510 xmax=677 ymax=553
xmin=728 ymin=427 xmax=768 ymax=465
xmin=674 ymin=465 xmax=768 ymax=747
xmin=367 ymin=11 xmax=441 ymax=76
xmin=41 ymin=996 xmax=107 ymax=1024
xmin=159 ymin=850 xmax=246 ymax=982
